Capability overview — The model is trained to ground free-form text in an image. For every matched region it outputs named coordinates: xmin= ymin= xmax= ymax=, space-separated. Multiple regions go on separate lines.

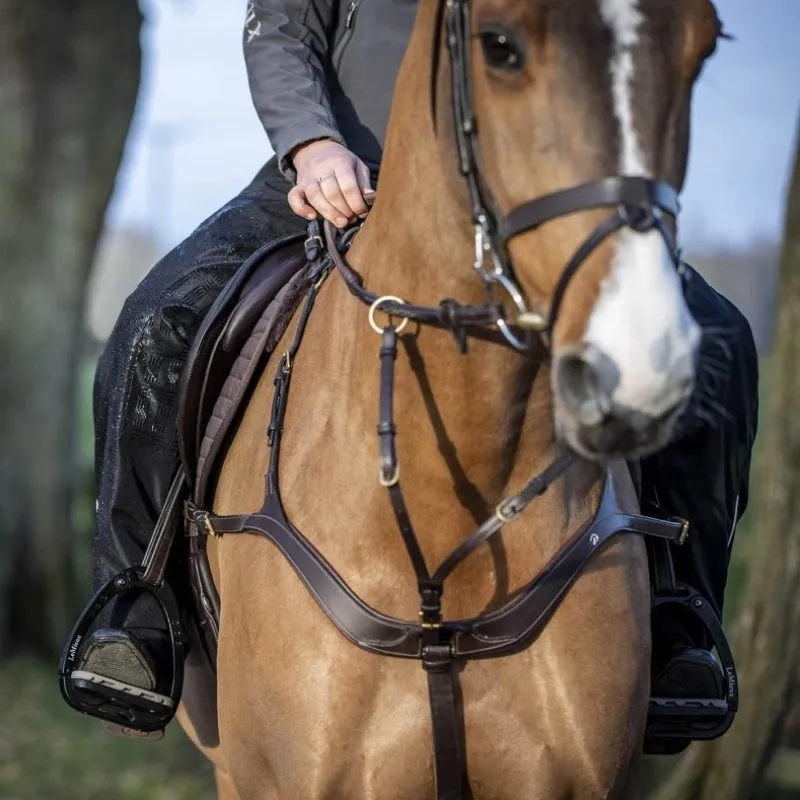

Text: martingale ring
xmin=368 ymin=295 xmax=410 ymax=335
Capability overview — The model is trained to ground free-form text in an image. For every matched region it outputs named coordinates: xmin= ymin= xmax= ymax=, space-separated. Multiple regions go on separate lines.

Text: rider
xmin=68 ymin=0 xmax=758 ymax=732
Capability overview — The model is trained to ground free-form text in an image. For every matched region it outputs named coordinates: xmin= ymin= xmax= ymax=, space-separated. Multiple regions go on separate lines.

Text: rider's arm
xmin=244 ymin=0 xmax=345 ymax=180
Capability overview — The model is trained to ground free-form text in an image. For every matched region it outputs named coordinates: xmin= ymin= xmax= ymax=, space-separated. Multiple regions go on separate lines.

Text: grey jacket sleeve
xmin=244 ymin=0 xmax=346 ymax=181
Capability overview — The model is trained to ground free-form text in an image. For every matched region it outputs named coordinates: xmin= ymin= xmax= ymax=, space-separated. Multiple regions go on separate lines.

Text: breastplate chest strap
xmin=186 ymin=267 xmax=698 ymax=799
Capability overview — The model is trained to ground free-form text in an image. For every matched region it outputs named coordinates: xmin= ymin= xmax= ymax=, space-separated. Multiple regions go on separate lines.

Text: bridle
xmin=438 ymin=0 xmax=682 ymax=349
xmin=335 ymin=0 xmax=683 ymax=352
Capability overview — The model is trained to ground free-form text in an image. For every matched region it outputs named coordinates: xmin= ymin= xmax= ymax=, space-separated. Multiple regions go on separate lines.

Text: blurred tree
xmin=650 ymin=113 xmax=800 ymax=799
xmin=0 ymin=0 xmax=142 ymax=657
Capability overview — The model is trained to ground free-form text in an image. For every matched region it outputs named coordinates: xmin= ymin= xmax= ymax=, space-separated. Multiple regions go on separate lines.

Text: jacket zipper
xmin=332 ymin=0 xmax=360 ymax=71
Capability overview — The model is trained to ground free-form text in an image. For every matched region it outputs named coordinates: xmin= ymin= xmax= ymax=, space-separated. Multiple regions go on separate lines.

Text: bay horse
xmin=178 ymin=0 xmax=725 ymax=797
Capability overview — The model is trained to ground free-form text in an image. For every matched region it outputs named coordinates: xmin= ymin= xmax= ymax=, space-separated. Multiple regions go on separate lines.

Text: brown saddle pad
xmin=177 ymin=232 xmax=307 ymax=484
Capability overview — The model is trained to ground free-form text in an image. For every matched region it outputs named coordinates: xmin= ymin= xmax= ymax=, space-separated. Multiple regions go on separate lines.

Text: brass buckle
xmin=418 ymin=611 xmax=443 ymax=630
xmin=194 ymin=509 xmax=217 ymax=539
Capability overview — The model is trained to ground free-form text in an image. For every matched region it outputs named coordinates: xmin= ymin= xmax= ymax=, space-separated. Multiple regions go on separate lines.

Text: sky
xmin=107 ymin=0 xmax=800 ymax=253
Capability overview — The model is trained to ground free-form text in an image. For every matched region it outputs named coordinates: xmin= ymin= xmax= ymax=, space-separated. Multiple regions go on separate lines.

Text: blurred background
xmin=0 ymin=0 xmax=798 ymax=798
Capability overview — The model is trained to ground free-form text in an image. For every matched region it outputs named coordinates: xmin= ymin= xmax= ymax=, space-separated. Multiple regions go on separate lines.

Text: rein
xmin=317 ymin=219 xmax=527 ymax=353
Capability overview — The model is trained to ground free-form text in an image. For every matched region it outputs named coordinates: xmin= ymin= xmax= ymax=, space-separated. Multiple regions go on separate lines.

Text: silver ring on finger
xmin=317 ymin=173 xmax=336 ymax=183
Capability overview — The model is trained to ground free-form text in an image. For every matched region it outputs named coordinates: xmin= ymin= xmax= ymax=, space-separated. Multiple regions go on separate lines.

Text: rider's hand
xmin=288 ymin=139 xmax=374 ymax=228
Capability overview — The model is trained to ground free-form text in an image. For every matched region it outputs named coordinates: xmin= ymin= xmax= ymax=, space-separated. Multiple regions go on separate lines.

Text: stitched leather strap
xmin=500 ymin=176 xmax=680 ymax=243
xmin=140 ymin=469 xmax=187 ymax=586
xmin=188 ymin=477 xmax=686 ymax=661
xmin=425 ymin=659 xmax=468 ymax=800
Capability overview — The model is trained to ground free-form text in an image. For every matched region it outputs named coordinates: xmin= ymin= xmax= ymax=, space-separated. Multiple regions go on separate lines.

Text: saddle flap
xmin=221 ymin=247 xmax=310 ymax=355
xmin=177 ymin=232 xmax=306 ymax=480
xmin=194 ymin=261 xmax=313 ymax=506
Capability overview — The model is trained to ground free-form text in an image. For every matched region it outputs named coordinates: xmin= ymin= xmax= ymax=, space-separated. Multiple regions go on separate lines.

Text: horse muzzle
xmin=553 ymin=343 xmax=694 ymax=460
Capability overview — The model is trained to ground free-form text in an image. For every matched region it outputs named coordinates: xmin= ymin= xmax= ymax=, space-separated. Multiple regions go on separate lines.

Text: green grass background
xmin=0 ymin=660 xmax=215 ymax=800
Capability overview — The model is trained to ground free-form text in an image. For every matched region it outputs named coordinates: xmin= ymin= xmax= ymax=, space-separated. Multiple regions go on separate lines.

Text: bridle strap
xmin=530 ymin=179 xmax=679 ymax=341
xmin=500 ymin=176 xmax=680 ymax=243
xmin=446 ymin=0 xmax=496 ymax=224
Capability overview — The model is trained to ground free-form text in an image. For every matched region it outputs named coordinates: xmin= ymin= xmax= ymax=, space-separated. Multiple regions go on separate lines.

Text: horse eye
xmin=479 ymin=30 xmax=524 ymax=71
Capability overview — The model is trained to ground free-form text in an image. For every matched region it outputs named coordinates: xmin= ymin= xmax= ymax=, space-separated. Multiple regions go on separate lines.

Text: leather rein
xmin=188 ymin=1 xmax=693 ymax=796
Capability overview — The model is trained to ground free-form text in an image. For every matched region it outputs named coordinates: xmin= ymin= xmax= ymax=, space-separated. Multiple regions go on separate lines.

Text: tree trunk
xmin=0 ymin=0 xmax=142 ymax=657
xmin=650 ymin=111 xmax=800 ymax=800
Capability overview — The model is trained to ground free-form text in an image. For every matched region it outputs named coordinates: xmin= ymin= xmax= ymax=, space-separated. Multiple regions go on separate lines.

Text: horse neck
xmin=309 ymin=2 xmax=604 ymax=565
xmin=325 ymin=28 xmax=562 ymax=518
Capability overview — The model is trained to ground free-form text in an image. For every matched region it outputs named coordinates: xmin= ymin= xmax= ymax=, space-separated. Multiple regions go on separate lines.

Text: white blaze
xmin=587 ymin=0 xmax=700 ymax=414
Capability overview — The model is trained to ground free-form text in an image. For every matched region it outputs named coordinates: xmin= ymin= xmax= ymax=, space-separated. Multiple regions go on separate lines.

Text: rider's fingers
xmin=318 ymin=173 xmax=357 ymax=222
xmin=336 ymin=168 xmax=369 ymax=218
xmin=288 ymin=186 xmax=317 ymax=220
xmin=303 ymin=180 xmax=349 ymax=228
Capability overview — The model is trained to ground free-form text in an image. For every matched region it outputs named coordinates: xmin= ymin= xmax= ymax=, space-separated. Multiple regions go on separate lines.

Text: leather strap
xmin=425 ymin=658 xmax=468 ymax=800
xmin=141 ymin=468 xmax=187 ymax=586
xmin=500 ymin=177 xmax=680 ymax=243
xmin=324 ymin=221 xmax=526 ymax=351
xmin=188 ymin=468 xmax=686 ymax=663
xmin=378 ymin=328 xmax=400 ymax=486
xmin=378 ymin=326 xmax=434 ymax=588
xmin=431 ymin=454 xmax=575 ymax=586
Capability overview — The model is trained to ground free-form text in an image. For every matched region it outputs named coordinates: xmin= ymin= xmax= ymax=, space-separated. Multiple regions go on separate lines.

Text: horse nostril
xmin=556 ymin=344 xmax=620 ymax=425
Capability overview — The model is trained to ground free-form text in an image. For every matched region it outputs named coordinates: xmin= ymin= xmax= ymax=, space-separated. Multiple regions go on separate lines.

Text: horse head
xmin=410 ymin=0 xmax=725 ymax=460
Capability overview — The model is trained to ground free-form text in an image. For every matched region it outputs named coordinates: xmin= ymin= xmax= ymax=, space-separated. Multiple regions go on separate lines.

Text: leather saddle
xmin=177 ymin=230 xmax=309 ymax=481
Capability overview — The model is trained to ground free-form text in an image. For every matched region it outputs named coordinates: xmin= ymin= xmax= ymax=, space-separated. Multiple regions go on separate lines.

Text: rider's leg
xmin=72 ymin=158 xmax=305 ymax=722
xmin=642 ymin=265 xmax=759 ymax=696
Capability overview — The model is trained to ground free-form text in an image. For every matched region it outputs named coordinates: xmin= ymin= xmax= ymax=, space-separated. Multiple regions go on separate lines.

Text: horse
xmin=177 ymin=0 xmax=725 ymax=796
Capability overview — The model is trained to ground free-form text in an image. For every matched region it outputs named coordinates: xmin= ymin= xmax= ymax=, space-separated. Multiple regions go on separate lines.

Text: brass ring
xmin=368 ymin=295 xmax=409 ymax=335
